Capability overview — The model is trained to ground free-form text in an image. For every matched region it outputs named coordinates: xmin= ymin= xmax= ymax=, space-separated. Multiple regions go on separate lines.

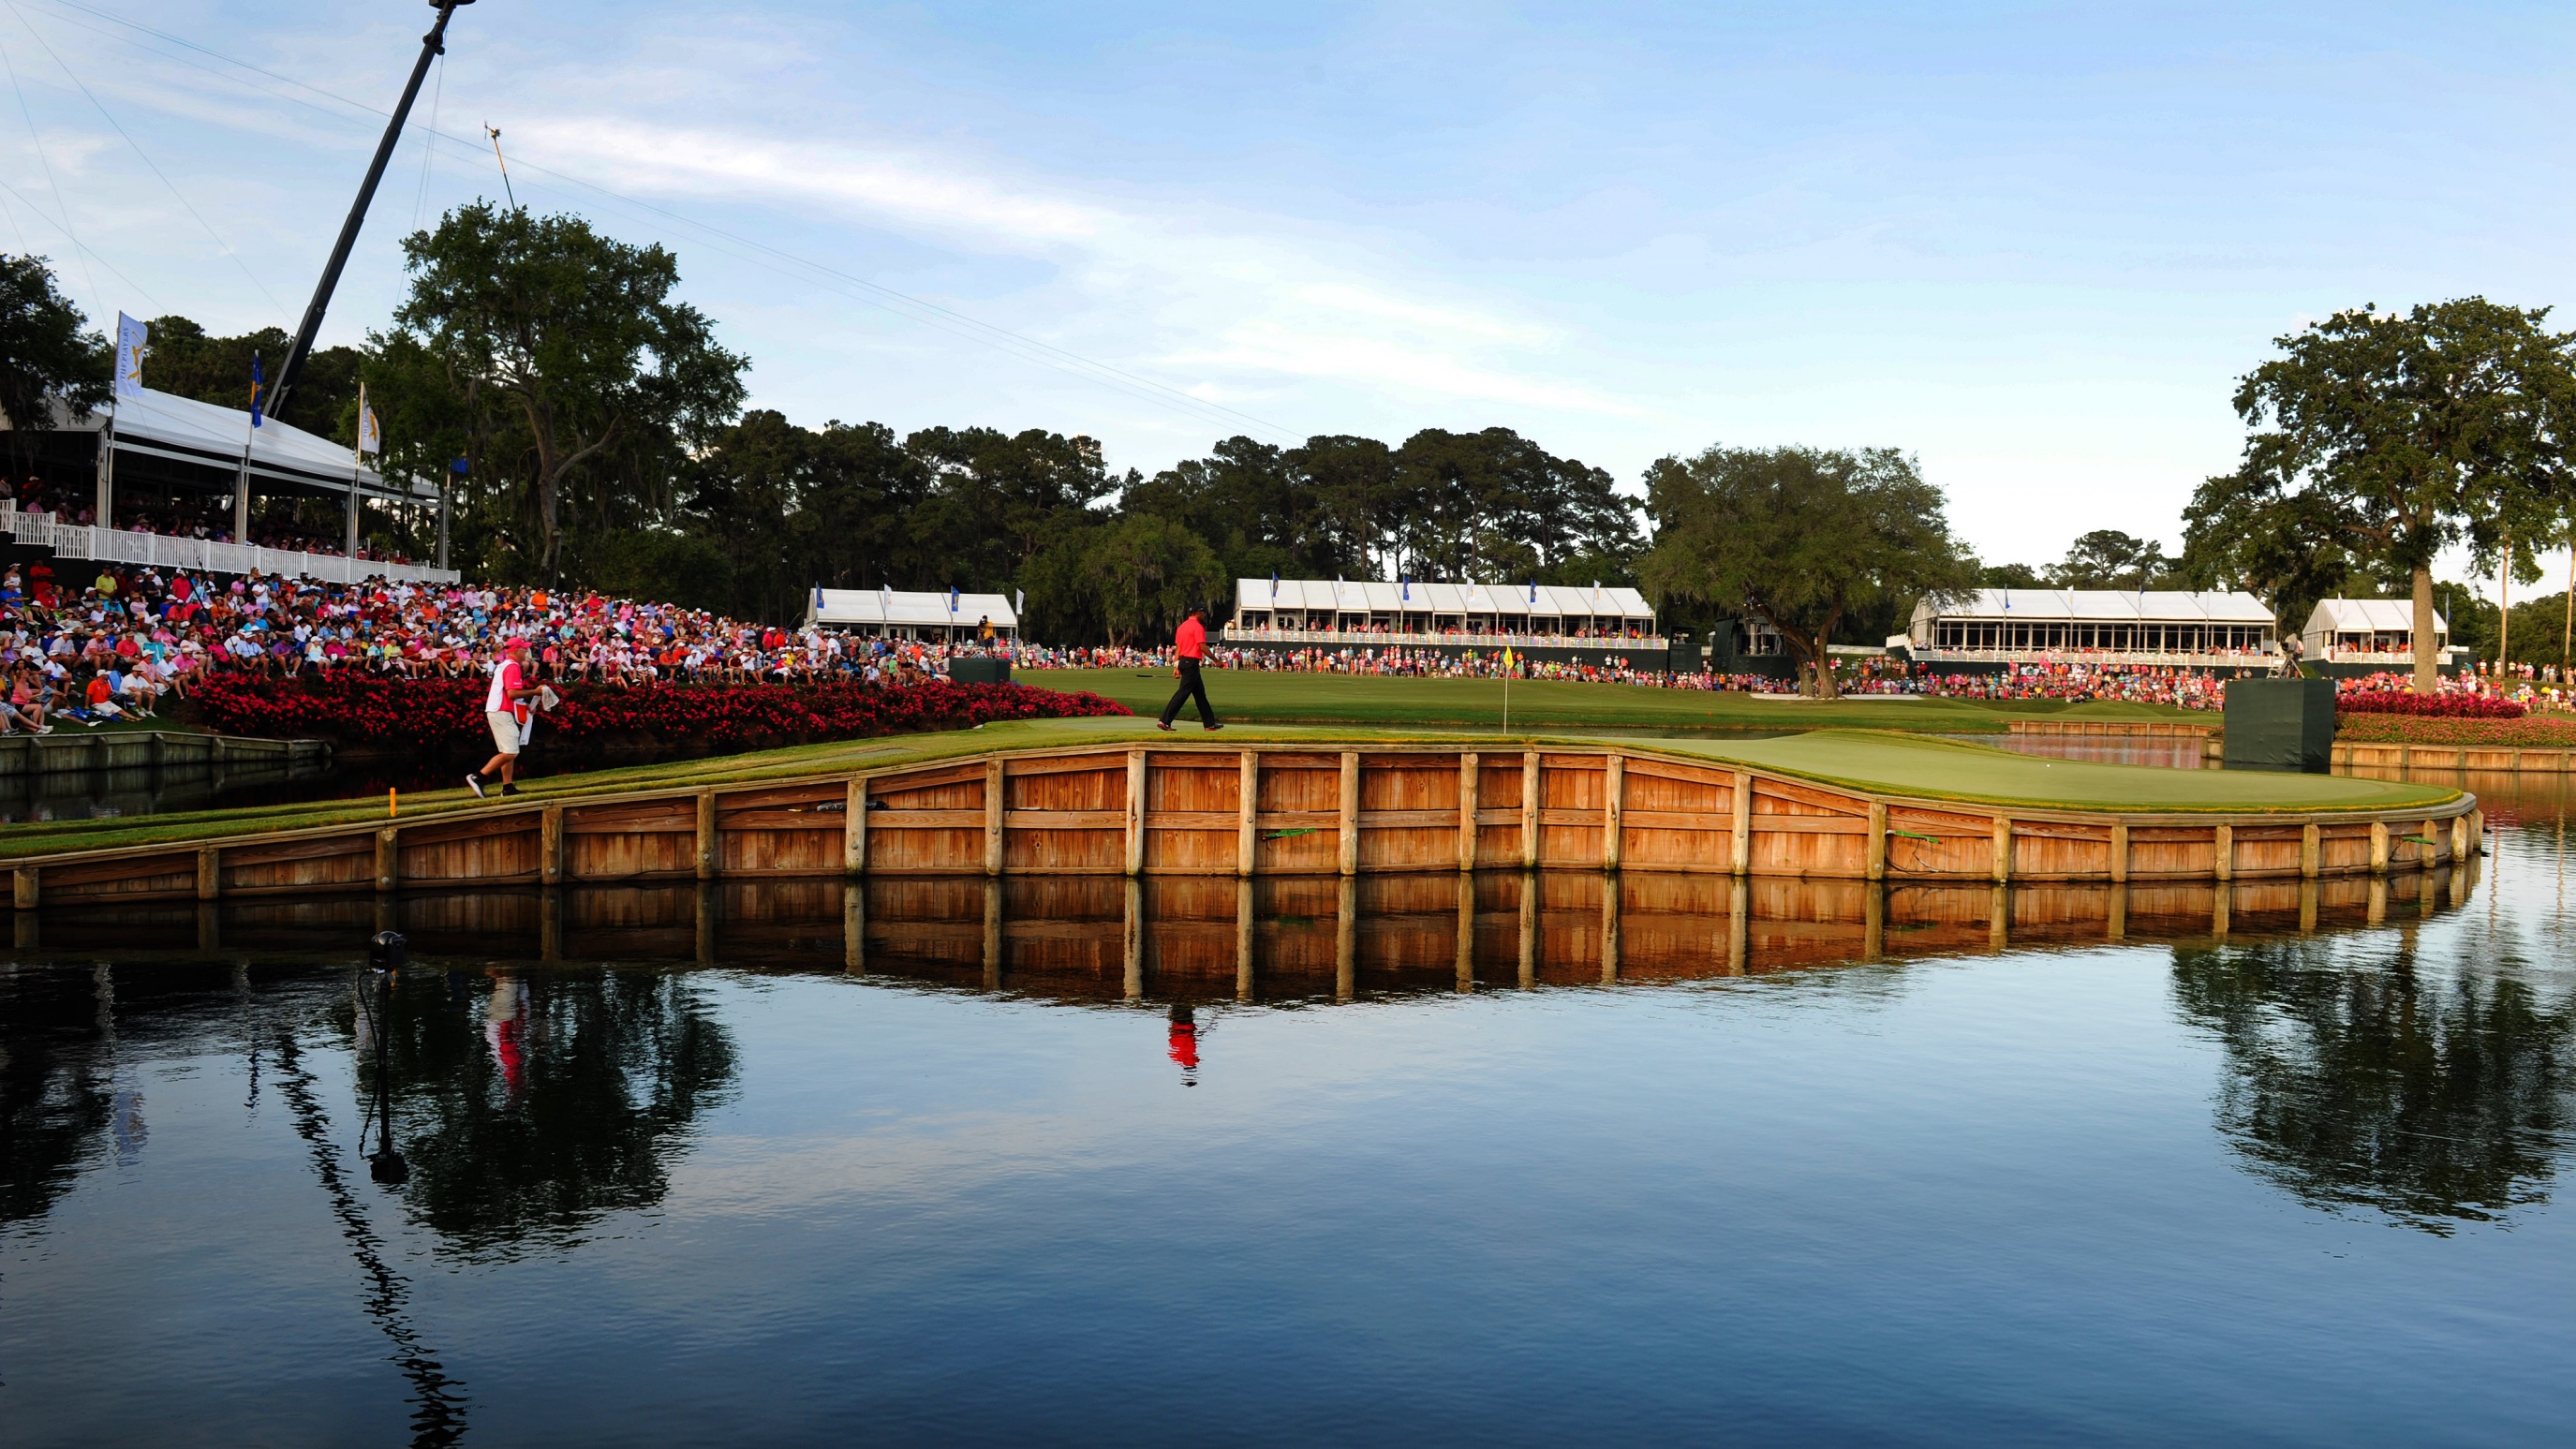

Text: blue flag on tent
xmin=247 ymin=352 xmax=264 ymax=427
xmin=1401 ymin=575 xmax=1410 ymax=601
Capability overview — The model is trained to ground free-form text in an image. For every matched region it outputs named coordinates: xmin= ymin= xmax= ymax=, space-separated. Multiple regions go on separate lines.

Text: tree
xmin=0 ymin=254 xmax=109 ymax=480
xmin=2051 ymin=528 xmax=2170 ymax=588
xmin=379 ymin=204 xmax=748 ymax=583
xmin=902 ymin=425 xmax=1116 ymax=594
xmin=1978 ymin=561 xmax=2046 ymax=589
xmin=1639 ymin=446 xmax=1976 ymax=698
xmin=2184 ymin=300 xmax=2576 ymax=691
xmin=1071 ymin=511 xmax=1227 ymax=646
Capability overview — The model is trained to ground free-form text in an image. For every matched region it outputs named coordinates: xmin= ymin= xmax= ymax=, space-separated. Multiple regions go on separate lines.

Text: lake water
xmin=3 ymin=770 xmax=2571 ymax=1446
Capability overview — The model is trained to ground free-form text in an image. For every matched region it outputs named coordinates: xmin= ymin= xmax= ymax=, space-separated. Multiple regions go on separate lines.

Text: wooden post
xmin=1864 ymin=801 xmax=1888 ymax=882
xmin=695 ymin=880 xmax=718 ymax=966
xmin=843 ymin=777 xmax=867 ymax=876
xmin=1590 ymin=753 xmax=1618 ymax=872
xmin=1338 ymin=750 xmax=1361 ymax=877
xmin=1122 ymin=877 xmax=1145 ymax=999
xmin=1456 ymin=875 xmax=1475 ymax=992
xmin=194 ymin=901 xmax=218 ymax=954
xmin=1991 ymin=816 xmax=2011 ymax=884
xmin=196 ymin=846 xmax=220 ymax=902
xmin=2450 ymin=813 xmax=2469 ymax=865
xmin=2109 ymin=822 xmax=2128 ymax=885
xmin=1521 ymin=751 xmax=1542 ymax=869
xmin=1599 ymin=875 xmax=1620 ymax=984
xmin=374 ymin=827 xmax=398 ymax=894
xmin=1989 ymin=882 xmax=2008 ymax=952
xmin=1236 ymin=878 xmax=1255 ymax=1002
xmin=2369 ymin=820 xmax=2391 ymax=875
xmin=2213 ymin=824 xmax=2233 ymax=883
xmin=1725 ymin=875 xmax=1748 ymax=974
xmin=1238 ymin=751 xmax=1260 ymax=879
xmin=2213 ymin=881 xmax=2229 ymax=939
xmin=1730 ymin=771 xmax=1753 ymax=877
xmin=982 ymin=877 xmax=1003 ymax=990
xmin=1862 ymin=882 xmax=1884 ymax=958
xmin=695 ymin=791 xmax=718 ymax=881
xmin=1335 ymin=874 xmax=1357 ymax=1001
xmin=13 ymin=864 xmax=36 ymax=911
xmin=2300 ymin=821 xmax=2320 ymax=880
xmin=540 ymin=806 xmax=564 ymax=886
xmin=985 ymin=759 xmax=1005 ymax=878
xmin=2468 ymin=807 xmax=2483 ymax=854
xmin=842 ymin=880 xmax=865 ymax=973
xmin=2367 ymin=875 xmax=2388 ymax=925
xmin=1517 ymin=872 xmax=1538 ymax=988
xmin=1457 ymin=752 xmax=1479 ymax=872
xmin=1124 ymin=750 xmax=1147 ymax=878
xmin=2298 ymin=879 xmax=2317 ymax=934
xmin=2107 ymin=882 xmax=2126 ymax=942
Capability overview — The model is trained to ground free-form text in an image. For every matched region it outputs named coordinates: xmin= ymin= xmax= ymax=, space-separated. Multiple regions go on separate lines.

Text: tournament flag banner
xmin=113 ymin=314 xmax=146 ymax=398
xmin=248 ymin=352 xmax=264 ymax=427
xmin=356 ymin=384 xmax=382 ymax=454
xmin=1014 ymin=587 xmax=1025 ymax=616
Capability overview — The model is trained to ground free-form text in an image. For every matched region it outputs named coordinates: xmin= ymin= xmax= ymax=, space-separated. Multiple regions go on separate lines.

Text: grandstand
xmin=1902 ymin=589 xmax=2282 ymax=673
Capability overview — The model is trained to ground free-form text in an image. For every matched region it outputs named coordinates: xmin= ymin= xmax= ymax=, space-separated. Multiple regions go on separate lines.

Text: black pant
xmin=1161 ymin=658 xmax=1218 ymax=727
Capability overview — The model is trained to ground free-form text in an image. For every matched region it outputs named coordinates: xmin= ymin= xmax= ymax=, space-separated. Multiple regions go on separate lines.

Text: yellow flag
xmin=1501 ymin=647 xmax=1516 ymax=669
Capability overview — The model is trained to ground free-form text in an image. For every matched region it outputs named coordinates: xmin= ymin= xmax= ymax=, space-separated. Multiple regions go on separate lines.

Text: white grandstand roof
xmin=1235 ymin=577 xmax=1653 ymax=618
xmin=1916 ymin=588 xmax=2274 ymax=625
xmin=811 ymin=587 xmax=1016 ymax=628
xmin=31 ymin=386 xmax=398 ymax=495
xmin=2304 ymin=599 xmax=2446 ymax=635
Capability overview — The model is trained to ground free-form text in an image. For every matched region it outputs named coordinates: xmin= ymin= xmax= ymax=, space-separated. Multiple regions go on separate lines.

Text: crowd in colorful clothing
xmin=0 ymin=558 xmax=999 ymax=736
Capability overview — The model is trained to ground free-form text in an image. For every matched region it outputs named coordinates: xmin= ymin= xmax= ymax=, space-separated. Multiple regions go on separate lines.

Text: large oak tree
xmin=2184 ymin=299 xmax=2576 ymax=690
xmin=1639 ymin=445 xmax=1975 ymax=698
xmin=0 ymin=254 xmax=109 ymax=480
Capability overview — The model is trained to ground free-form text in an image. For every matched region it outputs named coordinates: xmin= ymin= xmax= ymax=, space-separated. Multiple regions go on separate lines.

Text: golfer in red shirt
xmin=1157 ymin=608 xmax=1222 ymax=732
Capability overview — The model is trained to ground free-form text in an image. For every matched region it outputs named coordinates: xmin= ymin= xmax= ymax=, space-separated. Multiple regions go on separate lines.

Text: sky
xmin=4 ymin=0 xmax=2573 ymax=583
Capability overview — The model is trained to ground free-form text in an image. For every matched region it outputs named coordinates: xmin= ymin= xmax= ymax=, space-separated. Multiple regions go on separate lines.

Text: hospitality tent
xmin=1906 ymin=589 xmax=2280 ymax=666
xmin=1230 ymin=577 xmax=1658 ymax=637
xmin=808 ymin=587 xmax=1017 ymax=642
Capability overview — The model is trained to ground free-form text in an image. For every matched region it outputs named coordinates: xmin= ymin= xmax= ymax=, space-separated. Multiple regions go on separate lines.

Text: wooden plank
xmin=1006 ymin=810 xmax=1128 ymax=830
xmin=1338 ymin=751 xmax=1361 ymax=877
xmin=868 ymin=809 xmax=987 ymax=829
xmin=985 ymin=759 xmax=1005 ymax=877
xmin=1603 ymin=754 xmax=1623 ymax=871
xmin=1240 ymin=752 xmax=1259 ymax=879
xmin=1458 ymin=752 xmax=1478 ymax=872
xmin=1125 ymin=750 xmax=1147 ymax=877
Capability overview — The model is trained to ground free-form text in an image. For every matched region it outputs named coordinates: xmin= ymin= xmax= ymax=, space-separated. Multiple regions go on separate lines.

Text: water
xmin=4 ymin=776 xmax=2572 ymax=1445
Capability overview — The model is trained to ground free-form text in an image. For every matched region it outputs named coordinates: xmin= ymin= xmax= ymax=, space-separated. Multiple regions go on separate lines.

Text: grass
xmin=1022 ymin=667 xmax=2202 ymax=733
xmin=3 ymin=716 xmax=2458 ymax=863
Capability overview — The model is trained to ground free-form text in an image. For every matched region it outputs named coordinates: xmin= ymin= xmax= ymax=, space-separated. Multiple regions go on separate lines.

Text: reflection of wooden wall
xmin=10 ymin=742 xmax=2481 ymax=912
xmin=26 ymin=862 xmax=2477 ymax=1002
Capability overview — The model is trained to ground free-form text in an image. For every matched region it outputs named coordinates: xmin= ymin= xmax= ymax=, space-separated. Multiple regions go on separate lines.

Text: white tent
xmin=1230 ymin=576 xmax=1656 ymax=633
xmin=2301 ymin=599 xmax=2450 ymax=664
xmin=808 ymin=587 xmax=1017 ymax=639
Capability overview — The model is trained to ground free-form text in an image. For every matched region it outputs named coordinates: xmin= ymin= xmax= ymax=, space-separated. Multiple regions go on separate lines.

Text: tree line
xmin=12 ymin=214 xmax=2576 ymax=692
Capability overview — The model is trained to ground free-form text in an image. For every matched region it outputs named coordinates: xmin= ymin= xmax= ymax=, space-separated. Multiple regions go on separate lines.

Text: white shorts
xmin=486 ymin=711 xmax=522 ymax=755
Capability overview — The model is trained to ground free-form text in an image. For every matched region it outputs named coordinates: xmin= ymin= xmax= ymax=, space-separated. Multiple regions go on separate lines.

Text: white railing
xmin=2317 ymin=648 xmax=2428 ymax=665
xmin=3 ymin=508 xmax=457 ymax=584
xmin=1909 ymin=647 xmax=2283 ymax=671
xmin=1223 ymin=626 xmax=1666 ymax=650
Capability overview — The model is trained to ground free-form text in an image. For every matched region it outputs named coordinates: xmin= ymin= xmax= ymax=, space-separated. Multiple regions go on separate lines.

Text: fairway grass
xmin=1023 ymin=667 xmax=2198 ymax=733
xmin=3 ymin=717 xmax=2456 ymax=863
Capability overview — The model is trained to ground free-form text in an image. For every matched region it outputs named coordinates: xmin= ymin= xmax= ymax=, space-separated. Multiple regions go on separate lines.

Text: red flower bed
xmin=186 ymin=675 xmax=1130 ymax=758
xmin=2335 ymin=690 xmax=2526 ymax=719
xmin=2336 ymin=713 xmax=2576 ymax=747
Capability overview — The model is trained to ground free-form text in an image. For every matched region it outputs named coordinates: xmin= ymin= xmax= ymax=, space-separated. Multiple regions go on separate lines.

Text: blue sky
xmin=5 ymin=1 xmax=2572 ymax=579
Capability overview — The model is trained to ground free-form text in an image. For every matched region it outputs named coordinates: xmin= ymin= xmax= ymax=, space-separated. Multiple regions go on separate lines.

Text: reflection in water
xmin=0 ymin=967 xmax=119 ymax=1227
xmin=2174 ymin=933 xmax=2576 ymax=1233
xmin=354 ymin=966 xmax=740 ymax=1258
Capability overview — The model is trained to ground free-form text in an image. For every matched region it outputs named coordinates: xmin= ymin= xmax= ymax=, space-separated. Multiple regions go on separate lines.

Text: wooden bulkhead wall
xmin=7 ymin=742 xmax=2480 ymax=911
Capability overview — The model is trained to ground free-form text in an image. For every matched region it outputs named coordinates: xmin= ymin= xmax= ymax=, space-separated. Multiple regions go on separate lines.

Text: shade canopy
xmin=811 ymin=587 xmax=1017 ymax=631
xmin=1235 ymin=577 xmax=1655 ymax=622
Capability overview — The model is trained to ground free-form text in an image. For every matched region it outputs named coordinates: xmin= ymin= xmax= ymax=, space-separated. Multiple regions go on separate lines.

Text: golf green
xmin=1025 ymin=666 xmax=2198 ymax=733
xmin=3 ymin=717 xmax=2457 ymax=864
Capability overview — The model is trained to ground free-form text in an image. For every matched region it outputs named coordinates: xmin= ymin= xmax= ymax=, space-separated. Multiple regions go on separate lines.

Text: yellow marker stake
xmin=390 ymin=788 xmax=398 ymax=819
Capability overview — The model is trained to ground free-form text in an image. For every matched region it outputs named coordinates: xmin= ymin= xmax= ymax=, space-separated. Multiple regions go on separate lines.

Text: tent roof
xmin=1234 ymin=577 xmax=1654 ymax=618
xmin=813 ymin=587 xmax=1017 ymax=628
xmin=2304 ymin=599 xmax=2447 ymax=634
xmin=1914 ymin=588 xmax=2275 ymax=625
xmin=60 ymin=388 xmax=393 ymax=494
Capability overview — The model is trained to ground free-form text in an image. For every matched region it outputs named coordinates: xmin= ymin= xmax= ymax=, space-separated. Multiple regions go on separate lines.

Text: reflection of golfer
xmin=1157 ymin=607 xmax=1222 ymax=732
xmin=1167 ymin=1001 xmax=1201 ymax=1087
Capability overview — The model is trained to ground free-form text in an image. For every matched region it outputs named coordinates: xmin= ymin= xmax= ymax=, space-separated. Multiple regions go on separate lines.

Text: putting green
xmin=3 ymin=717 xmax=2457 ymax=864
xmin=1025 ymin=667 xmax=2195 ymax=733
